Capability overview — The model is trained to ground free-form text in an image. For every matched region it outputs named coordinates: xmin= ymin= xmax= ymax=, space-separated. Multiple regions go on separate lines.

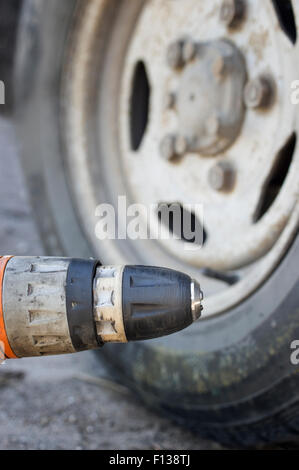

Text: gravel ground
xmin=0 ymin=117 xmax=224 ymax=450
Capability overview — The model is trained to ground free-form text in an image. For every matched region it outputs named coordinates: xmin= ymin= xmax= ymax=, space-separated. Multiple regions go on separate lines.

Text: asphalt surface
xmin=0 ymin=117 xmax=224 ymax=450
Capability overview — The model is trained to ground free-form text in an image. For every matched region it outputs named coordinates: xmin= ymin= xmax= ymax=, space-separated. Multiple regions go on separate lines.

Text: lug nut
xmin=244 ymin=77 xmax=273 ymax=109
xmin=182 ymin=40 xmax=197 ymax=63
xmin=212 ymin=56 xmax=227 ymax=81
xmin=208 ymin=162 xmax=235 ymax=191
xmin=164 ymin=92 xmax=176 ymax=110
xmin=160 ymin=134 xmax=177 ymax=161
xmin=166 ymin=40 xmax=185 ymax=69
xmin=206 ymin=115 xmax=221 ymax=137
xmin=175 ymin=135 xmax=189 ymax=155
xmin=220 ymin=0 xmax=245 ymax=28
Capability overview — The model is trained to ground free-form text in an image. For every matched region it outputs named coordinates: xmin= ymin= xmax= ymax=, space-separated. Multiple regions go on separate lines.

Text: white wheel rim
xmin=62 ymin=0 xmax=299 ymax=318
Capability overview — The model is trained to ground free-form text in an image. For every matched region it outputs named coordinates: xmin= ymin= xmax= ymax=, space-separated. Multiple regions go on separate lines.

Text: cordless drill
xmin=0 ymin=256 xmax=203 ymax=359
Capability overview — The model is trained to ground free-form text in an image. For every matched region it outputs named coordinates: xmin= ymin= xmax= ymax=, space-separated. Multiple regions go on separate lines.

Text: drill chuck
xmin=0 ymin=256 xmax=203 ymax=359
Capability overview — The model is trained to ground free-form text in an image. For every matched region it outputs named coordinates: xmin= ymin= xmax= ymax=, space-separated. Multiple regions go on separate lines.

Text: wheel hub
xmin=170 ymin=39 xmax=247 ymax=156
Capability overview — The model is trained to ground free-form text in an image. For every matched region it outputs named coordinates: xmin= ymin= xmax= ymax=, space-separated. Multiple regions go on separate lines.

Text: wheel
xmin=15 ymin=0 xmax=299 ymax=447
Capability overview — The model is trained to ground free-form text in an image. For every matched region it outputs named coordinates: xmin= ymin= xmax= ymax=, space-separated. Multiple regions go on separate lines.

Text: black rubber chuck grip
xmin=122 ymin=266 xmax=193 ymax=342
xmin=66 ymin=258 xmax=102 ymax=351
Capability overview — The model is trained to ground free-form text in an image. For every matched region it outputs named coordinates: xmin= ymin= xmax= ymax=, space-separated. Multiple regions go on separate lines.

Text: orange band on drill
xmin=0 ymin=256 xmax=17 ymax=359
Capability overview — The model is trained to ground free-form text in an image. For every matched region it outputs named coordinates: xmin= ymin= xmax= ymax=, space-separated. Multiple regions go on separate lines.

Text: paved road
xmin=0 ymin=117 xmax=223 ymax=450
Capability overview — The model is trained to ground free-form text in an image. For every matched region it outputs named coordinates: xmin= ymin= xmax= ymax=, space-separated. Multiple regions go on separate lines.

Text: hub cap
xmin=174 ymin=39 xmax=247 ymax=156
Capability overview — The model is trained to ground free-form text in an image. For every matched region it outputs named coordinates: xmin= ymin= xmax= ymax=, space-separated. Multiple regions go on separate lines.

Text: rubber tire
xmin=14 ymin=0 xmax=299 ymax=447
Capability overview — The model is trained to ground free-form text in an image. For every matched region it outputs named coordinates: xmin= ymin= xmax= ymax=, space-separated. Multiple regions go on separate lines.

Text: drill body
xmin=0 ymin=256 xmax=203 ymax=359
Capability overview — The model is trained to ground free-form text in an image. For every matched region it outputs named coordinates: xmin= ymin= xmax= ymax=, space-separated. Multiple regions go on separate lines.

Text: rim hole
xmin=254 ymin=132 xmax=297 ymax=222
xmin=272 ymin=0 xmax=297 ymax=44
xmin=157 ymin=203 xmax=207 ymax=245
xmin=201 ymin=268 xmax=240 ymax=286
xmin=130 ymin=61 xmax=150 ymax=151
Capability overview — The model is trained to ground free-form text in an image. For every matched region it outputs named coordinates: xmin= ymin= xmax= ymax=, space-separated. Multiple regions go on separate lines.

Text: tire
xmin=14 ymin=0 xmax=299 ymax=447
